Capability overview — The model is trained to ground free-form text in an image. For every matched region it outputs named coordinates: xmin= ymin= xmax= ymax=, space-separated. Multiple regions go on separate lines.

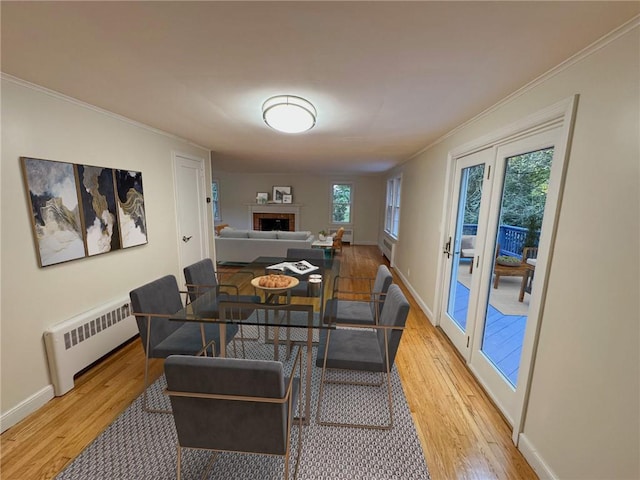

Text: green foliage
xmin=461 ymin=148 xmax=552 ymax=230
xmin=523 ymin=214 xmax=542 ymax=247
xmin=463 ymin=164 xmax=485 ymax=225
xmin=500 ymin=148 xmax=552 ymax=228
xmin=211 ymin=181 xmax=220 ymax=221
xmin=332 ymin=184 xmax=352 ymax=223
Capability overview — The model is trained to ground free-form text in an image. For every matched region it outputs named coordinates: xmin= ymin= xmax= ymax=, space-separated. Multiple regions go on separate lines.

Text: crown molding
xmin=404 ymin=15 xmax=640 ymax=164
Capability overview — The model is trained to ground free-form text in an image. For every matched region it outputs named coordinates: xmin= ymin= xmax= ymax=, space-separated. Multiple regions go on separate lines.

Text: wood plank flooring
xmin=0 ymin=245 xmax=538 ymax=480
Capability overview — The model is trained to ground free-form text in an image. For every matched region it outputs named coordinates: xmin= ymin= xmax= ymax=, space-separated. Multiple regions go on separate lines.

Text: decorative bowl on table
xmin=251 ymin=275 xmax=299 ymax=293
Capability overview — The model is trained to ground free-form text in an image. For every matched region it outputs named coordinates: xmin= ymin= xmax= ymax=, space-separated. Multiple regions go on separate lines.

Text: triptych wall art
xmin=20 ymin=157 xmax=148 ymax=267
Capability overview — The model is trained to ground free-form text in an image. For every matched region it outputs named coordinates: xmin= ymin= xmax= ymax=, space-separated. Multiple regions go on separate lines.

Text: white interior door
xmin=173 ymin=153 xmax=209 ymax=285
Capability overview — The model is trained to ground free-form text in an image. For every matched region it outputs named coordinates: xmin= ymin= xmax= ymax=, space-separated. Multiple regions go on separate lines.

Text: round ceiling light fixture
xmin=262 ymin=95 xmax=316 ymax=134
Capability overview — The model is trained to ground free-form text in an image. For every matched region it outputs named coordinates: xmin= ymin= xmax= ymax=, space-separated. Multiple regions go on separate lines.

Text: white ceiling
xmin=2 ymin=2 xmax=638 ymax=174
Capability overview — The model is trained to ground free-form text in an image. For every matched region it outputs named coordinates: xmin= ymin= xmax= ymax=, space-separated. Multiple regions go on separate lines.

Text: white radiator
xmin=329 ymin=228 xmax=353 ymax=243
xmin=43 ymin=297 xmax=138 ymax=396
xmin=381 ymin=237 xmax=396 ymax=266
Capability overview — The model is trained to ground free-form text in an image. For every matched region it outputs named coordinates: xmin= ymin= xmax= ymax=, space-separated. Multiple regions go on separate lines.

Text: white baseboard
xmin=393 ymin=269 xmax=436 ymax=326
xmin=518 ymin=433 xmax=557 ymax=480
xmin=1 ymin=385 xmax=54 ymax=433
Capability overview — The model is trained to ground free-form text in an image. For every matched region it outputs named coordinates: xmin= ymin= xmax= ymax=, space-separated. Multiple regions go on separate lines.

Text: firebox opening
xmin=260 ymin=218 xmax=290 ymax=231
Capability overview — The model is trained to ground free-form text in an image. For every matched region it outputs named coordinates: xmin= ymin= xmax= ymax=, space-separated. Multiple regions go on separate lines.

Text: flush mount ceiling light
xmin=262 ymin=95 xmax=316 ymax=134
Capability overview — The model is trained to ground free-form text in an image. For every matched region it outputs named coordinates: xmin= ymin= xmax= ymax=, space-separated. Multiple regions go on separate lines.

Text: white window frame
xmin=212 ymin=179 xmax=221 ymax=222
xmin=385 ymin=174 xmax=402 ymax=238
xmin=330 ymin=181 xmax=353 ymax=225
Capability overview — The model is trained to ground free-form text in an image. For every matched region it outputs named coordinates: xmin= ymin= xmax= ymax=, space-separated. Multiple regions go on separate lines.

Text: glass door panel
xmin=439 ymin=148 xmax=494 ymax=358
xmin=480 ymin=147 xmax=553 ymax=386
xmin=446 ymin=163 xmax=484 ymax=330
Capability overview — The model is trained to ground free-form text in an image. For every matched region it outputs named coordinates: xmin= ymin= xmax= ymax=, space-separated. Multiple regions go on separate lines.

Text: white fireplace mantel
xmin=247 ymin=203 xmax=302 ymax=231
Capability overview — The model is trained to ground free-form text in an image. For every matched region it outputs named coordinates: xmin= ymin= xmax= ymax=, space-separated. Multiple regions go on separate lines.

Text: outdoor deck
xmin=452 ymin=271 xmax=527 ymax=386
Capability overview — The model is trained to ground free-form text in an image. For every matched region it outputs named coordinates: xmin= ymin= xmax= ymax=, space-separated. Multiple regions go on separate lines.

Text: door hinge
xmin=486 ymin=165 xmax=491 ymax=180
xmin=466 ymin=336 xmax=470 ymax=348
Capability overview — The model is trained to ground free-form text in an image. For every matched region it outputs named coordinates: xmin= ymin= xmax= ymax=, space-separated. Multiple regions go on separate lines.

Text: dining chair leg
xmin=315 ymin=329 xmax=394 ymax=430
xmin=143 ymin=320 xmax=171 ymax=414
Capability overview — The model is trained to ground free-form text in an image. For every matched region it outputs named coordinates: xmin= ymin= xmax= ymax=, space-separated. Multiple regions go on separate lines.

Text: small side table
xmin=312 ymin=238 xmax=334 ymax=258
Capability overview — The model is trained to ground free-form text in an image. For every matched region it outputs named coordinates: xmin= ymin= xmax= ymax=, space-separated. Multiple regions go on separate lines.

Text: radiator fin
xmin=62 ymin=303 xmax=131 ymax=350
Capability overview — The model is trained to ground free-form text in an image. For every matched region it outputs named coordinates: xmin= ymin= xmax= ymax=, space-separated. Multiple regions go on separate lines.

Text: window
xmin=212 ymin=179 xmax=221 ymax=222
xmin=331 ymin=182 xmax=352 ymax=224
xmin=385 ymin=175 xmax=401 ymax=238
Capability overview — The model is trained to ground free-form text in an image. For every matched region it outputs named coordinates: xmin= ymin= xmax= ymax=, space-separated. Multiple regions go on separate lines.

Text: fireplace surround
xmin=248 ymin=204 xmax=301 ymax=231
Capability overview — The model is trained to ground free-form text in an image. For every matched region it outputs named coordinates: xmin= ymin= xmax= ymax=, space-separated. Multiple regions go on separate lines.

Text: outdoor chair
xmin=129 ymin=274 xmax=239 ymax=413
xmin=460 ymin=235 xmax=476 ymax=273
xmin=323 ymin=264 xmax=393 ymax=325
xmin=164 ymin=348 xmax=303 ymax=480
xmin=316 ymin=284 xmax=410 ymax=429
xmin=519 ymin=246 xmax=538 ymax=302
xmin=184 ymin=258 xmax=261 ymax=345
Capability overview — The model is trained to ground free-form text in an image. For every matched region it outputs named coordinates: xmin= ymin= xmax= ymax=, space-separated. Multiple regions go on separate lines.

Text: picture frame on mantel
xmin=256 ymin=192 xmax=268 ymax=204
xmin=272 ymin=186 xmax=291 ymax=203
xmin=282 ymin=194 xmax=293 ymax=204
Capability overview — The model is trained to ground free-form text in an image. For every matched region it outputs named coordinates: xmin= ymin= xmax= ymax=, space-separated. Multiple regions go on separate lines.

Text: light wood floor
xmin=0 ymin=245 xmax=538 ymax=480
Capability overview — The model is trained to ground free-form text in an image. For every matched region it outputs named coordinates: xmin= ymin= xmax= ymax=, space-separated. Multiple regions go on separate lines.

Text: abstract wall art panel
xmin=77 ymin=165 xmax=121 ymax=256
xmin=114 ymin=169 xmax=148 ymax=248
xmin=21 ymin=157 xmax=86 ymax=267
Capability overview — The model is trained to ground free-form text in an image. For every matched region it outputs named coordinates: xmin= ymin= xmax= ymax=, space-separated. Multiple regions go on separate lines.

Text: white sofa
xmin=215 ymin=228 xmax=314 ymax=263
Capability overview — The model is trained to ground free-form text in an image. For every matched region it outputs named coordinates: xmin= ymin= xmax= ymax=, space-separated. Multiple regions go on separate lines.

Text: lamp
xmin=262 ymin=95 xmax=316 ymax=133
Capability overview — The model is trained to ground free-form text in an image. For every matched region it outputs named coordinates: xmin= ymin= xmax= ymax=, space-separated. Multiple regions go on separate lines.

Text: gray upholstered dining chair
xmin=315 ymin=284 xmax=410 ymax=430
xmin=323 ymin=264 xmax=393 ymax=326
xmin=164 ymin=348 xmax=303 ymax=480
xmin=129 ymin=274 xmax=239 ymax=413
xmin=184 ymin=258 xmax=261 ymax=345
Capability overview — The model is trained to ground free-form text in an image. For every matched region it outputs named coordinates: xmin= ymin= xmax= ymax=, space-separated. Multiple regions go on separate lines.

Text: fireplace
xmin=253 ymin=212 xmax=296 ymax=231
xmin=260 ymin=218 xmax=290 ymax=231
xmin=249 ymin=204 xmax=300 ymax=231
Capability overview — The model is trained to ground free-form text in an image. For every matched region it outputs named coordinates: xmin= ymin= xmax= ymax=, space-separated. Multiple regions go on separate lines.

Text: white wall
xmin=0 ymin=78 xmax=210 ymax=427
xmin=210 ymin=168 xmax=384 ymax=245
xmin=390 ymin=24 xmax=639 ymax=479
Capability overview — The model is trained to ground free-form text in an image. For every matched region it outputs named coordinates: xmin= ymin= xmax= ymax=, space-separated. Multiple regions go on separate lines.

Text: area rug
xmin=56 ymin=326 xmax=430 ymax=480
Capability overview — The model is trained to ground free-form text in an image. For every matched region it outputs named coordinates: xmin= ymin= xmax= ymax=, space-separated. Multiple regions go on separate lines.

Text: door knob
xmin=182 ymin=236 xmax=192 ymax=243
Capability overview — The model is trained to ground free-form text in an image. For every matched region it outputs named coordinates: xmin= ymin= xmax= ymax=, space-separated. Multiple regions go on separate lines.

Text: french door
xmin=439 ymin=148 xmax=494 ymax=358
xmin=439 ymin=124 xmax=567 ymax=430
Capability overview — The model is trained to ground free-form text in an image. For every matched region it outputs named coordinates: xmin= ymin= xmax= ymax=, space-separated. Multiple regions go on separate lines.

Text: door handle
xmin=443 ymin=236 xmax=451 ymax=259
xmin=182 ymin=235 xmax=192 ymax=243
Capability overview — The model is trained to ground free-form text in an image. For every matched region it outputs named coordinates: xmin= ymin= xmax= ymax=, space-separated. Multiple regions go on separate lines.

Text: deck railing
xmin=462 ymin=224 xmax=539 ymax=259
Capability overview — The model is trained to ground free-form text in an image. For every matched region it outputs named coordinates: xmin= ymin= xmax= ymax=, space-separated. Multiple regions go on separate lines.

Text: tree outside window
xmin=331 ymin=183 xmax=352 ymax=224
xmin=212 ymin=180 xmax=221 ymax=222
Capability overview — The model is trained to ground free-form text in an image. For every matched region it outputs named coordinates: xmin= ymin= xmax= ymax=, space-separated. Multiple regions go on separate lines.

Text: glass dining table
xmin=170 ymin=254 xmax=340 ymax=423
